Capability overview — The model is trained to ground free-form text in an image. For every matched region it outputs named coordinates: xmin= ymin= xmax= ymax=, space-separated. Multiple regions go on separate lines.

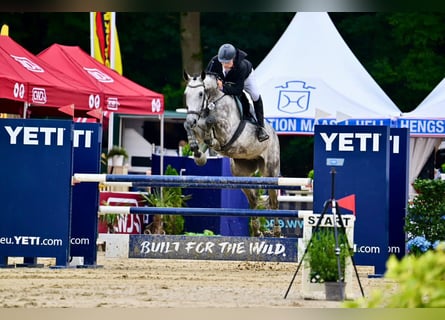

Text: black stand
xmin=284 ymin=167 xmax=365 ymax=300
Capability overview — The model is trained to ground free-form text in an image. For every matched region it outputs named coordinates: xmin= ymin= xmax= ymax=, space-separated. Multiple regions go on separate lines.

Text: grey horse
xmin=183 ymin=71 xmax=281 ymax=237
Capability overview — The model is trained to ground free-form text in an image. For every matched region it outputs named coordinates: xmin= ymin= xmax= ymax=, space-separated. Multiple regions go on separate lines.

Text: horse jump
xmin=74 ymin=173 xmax=311 ymax=236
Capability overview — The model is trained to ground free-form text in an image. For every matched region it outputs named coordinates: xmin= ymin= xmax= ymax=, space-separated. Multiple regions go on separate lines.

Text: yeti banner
xmin=313 ymin=125 xmax=390 ymax=275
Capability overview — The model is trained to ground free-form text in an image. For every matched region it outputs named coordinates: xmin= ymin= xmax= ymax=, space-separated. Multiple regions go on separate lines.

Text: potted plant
xmin=98 ymin=208 xmax=119 ymax=233
xmin=141 ymin=165 xmax=191 ymax=234
xmin=305 ymin=227 xmax=352 ymax=300
xmin=106 ymin=145 xmax=128 ymax=166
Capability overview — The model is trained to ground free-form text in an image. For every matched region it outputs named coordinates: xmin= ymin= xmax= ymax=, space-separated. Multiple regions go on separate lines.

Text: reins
xmin=186 ymin=75 xmax=247 ymax=152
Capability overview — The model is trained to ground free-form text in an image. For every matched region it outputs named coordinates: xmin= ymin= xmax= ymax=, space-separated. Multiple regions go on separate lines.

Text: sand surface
xmin=0 ymin=251 xmax=396 ymax=309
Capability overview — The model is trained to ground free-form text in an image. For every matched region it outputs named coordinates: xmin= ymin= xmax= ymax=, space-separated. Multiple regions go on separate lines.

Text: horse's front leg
xmin=184 ymin=121 xmax=201 ymax=157
xmin=202 ymin=115 xmax=221 ymax=149
xmin=184 ymin=121 xmax=208 ymax=166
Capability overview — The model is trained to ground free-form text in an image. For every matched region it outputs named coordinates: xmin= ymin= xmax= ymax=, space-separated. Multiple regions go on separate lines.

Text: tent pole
xmin=89 ymin=12 xmax=94 ymax=57
xmin=160 ymin=113 xmax=164 ymax=176
xmin=108 ymin=112 xmax=114 ymax=152
xmin=110 ymin=12 xmax=116 ymax=70
xmin=23 ymin=102 xmax=28 ymax=119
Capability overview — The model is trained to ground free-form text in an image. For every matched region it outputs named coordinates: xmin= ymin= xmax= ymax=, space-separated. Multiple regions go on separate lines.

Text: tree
xmin=180 ymin=12 xmax=202 ymax=75
xmin=332 ymin=13 xmax=445 ymax=112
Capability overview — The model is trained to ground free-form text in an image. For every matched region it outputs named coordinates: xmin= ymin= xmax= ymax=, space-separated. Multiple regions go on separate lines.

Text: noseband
xmin=185 ymin=82 xmax=205 ymax=118
xmin=186 ymin=79 xmax=225 ymax=119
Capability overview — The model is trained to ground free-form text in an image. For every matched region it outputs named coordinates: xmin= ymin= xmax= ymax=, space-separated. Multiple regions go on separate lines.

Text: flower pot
xmin=324 ymin=281 xmax=346 ymax=301
xmin=111 ymin=155 xmax=124 ymax=166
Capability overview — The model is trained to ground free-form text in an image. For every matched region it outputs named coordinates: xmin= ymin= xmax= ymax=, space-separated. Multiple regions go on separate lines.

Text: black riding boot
xmin=239 ymin=93 xmax=252 ymax=121
xmin=253 ymin=97 xmax=269 ymax=142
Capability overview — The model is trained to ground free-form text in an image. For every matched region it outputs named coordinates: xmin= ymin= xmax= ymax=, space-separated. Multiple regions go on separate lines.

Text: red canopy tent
xmin=0 ymin=35 xmax=101 ymax=117
xmin=37 ymin=44 xmax=164 ymax=116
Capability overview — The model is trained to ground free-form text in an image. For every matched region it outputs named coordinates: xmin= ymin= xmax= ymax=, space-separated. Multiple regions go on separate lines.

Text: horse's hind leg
xmin=268 ymin=189 xmax=282 ymax=237
xmin=261 ymin=143 xmax=282 ymax=237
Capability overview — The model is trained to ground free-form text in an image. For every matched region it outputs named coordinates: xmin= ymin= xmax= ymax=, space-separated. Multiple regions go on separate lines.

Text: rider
xmin=206 ymin=43 xmax=269 ymax=142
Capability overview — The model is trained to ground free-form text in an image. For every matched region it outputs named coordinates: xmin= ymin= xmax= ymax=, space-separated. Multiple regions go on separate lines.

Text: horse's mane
xmin=202 ymin=72 xmax=220 ymax=92
xmin=205 ymin=71 xmax=220 ymax=80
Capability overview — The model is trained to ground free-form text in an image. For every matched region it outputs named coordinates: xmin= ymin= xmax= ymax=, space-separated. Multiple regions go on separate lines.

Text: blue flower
xmin=406 ymin=236 xmax=432 ymax=255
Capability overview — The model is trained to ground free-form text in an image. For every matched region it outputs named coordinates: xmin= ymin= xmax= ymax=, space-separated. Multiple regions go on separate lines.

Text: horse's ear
xmin=201 ymin=70 xmax=206 ymax=80
xmin=183 ymin=70 xmax=189 ymax=81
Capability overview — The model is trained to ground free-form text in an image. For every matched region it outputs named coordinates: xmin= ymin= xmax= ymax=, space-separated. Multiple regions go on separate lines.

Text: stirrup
xmin=257 ymin=127 xmax=269 ymax=142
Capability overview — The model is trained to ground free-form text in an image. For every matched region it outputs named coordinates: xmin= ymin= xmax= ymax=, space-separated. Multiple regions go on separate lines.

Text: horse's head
xmin=183 ymin=70 xmax=206 ymax=129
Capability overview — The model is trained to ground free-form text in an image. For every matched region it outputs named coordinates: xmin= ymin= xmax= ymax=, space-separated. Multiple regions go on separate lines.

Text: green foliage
xmin=4 ymin=12 xmax=445 ymax=114
xmin=280 ymin=136 xmax=314 ymax=177
xmin=141 ymin=165 xmax=191 ymax=235
xmin=106 ymin=145 xmax=128 ymax=159
xmin=307 ymin=169 xmax=314 ymax=180
xmin=405 ymin=179 xmax=445 ymax=244
xmin=162 ymin=84 xmax=186 ymax=111
xmin=333 ymin=12 xmax=445 ymax=111
xmin=306 ymin=227 xmax=352 ymax=282
xmin=99 ymin=199 xmax=125 ymax=233
xmin=344 ymin=243 xmax=445 ymax=308
xmin=184 ymin=229 xmax=215 ymax=236
xmin=98 ymin=209 xmax=119 ymax=233
xmin=181 ymin=143 xmax=193 ymax=156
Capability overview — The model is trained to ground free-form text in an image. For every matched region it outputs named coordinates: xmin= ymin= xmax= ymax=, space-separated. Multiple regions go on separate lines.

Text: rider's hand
xmin=217 ymin=79 xmax=223 ymax=90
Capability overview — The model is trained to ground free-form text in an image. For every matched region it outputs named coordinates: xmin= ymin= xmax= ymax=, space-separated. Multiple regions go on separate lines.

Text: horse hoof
xmin=195 ymin=157 xmax=207 ymax=166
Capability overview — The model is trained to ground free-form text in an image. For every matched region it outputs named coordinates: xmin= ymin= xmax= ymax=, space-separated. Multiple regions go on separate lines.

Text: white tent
xmin=401 ymin=78 xmax=445 ymax=194
xmin=403 ymin=78 xmax=445 ymax=119
xmin=255 ymin=12 xmax=401 ymax=135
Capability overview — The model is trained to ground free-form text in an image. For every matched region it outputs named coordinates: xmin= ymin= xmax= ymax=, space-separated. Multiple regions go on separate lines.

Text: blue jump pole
xmin=99 ymin=206 xmax=300 ymax=218
xmin=120 ymin=182 xmax=301 ymax=190
xmin=74 ymin=174 xmax=310 ymax=190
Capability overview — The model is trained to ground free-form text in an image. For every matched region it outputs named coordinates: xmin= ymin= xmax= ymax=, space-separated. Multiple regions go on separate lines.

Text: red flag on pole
xmin=337 ymin=194 xmax=356 ymax=215
xmin=87 ymin=108 xmax=103 ymax=123
xmin=58 ymin=104 xmax=75 ymax=117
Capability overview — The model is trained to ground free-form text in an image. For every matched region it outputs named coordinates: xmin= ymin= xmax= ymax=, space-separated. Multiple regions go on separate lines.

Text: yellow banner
xmin=91 ymin=12 xmax=122 ymax=75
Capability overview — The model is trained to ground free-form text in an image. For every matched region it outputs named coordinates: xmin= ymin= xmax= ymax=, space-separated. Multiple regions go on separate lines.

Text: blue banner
xmin=389 ymin=128 xmax=409 ymax=259
xmin=71 ymin=122 xmax=102 ymax=266
xmin=313 ymin=125 xmax=390 ymax=275
xmin=266 ymin=117 xmax=393 ymax=134
xmin=0 ymin=119 xmax=73 ymax=267
xmin=397 ymin=118 xmax=445 ymax=136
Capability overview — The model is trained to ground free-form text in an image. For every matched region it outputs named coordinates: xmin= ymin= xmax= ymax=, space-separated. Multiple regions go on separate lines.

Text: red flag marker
xmin=86 ymin=108 xmax=103 ymax=122
xmin=58 ymin=104 xmax=75 ymax=117
xmin=337 ymin=194 xmax=356 ymax=215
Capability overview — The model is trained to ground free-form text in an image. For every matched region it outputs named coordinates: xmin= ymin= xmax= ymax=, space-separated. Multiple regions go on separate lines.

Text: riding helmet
xmin=218 ymin=43 xmax=236 ymax=63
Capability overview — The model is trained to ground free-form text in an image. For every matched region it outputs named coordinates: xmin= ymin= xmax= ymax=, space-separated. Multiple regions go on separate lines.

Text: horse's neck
xmin=208 ymin=87 xmax=223 ymax=101
xmin=208 ymin=89 xmax=240 ymax=119
xmin=207 ymin=90 xmax=242 ymax=144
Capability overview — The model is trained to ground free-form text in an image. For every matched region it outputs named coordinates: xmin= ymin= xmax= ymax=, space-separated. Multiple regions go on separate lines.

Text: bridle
xmin=185 ymin=76 xmax=226 ymax=119
xmin=185 ymin=75 xmax=245 ymax=152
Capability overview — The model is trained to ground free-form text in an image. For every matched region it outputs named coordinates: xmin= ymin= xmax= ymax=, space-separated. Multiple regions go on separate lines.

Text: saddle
xmin=223 ymin=80 xmax=256 ymax=123
xmin=236 ymin=92 xmax=257 ymax=123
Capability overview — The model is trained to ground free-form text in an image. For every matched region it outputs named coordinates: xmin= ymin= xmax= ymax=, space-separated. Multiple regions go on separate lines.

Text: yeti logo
xmin=275 ymin=80 xmax=316 ymax=114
